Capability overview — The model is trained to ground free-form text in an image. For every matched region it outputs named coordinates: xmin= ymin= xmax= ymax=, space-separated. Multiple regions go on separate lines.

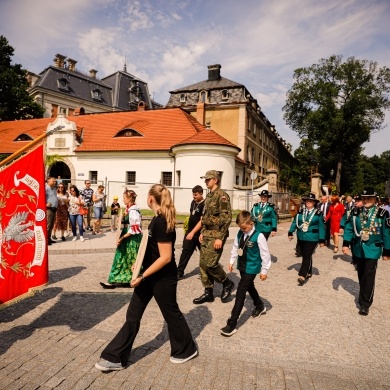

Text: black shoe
xmin=221 ymin=279 xmax=234 ymax=302
xmin=193 ymin=288 xmax=214 ymax=304
xmin=114 ymin=283 xmax=131 ymax=288
xmin=359 ymin=307 xmax=369 ymax=316
xmin=251 ymin=306 xmax=266 ymax=318
xmin=100 ymin=282 xmax=116 ymax=289
xmin=220 ymin=320 xmax=237 ymax=337
xmin=177 ymin=272 xmax=184 ymax=280
xmin=48 ymin=239 xmax=56 ymax=244
xmin=297 ymin=277 xmax=305 ymax=286
xmin=61 ymin=236 xmax=66 ymax=241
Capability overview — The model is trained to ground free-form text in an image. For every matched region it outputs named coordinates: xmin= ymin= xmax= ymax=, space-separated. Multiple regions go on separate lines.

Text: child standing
xmin=111 ymin=195 xmax=121 ymax=232
xmin=220 ymin=210 xmax=271 ymax=337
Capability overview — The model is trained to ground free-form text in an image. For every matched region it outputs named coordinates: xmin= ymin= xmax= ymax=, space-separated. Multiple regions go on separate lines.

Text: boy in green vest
xmin=220 ymin=210 xmax=271 ymax=336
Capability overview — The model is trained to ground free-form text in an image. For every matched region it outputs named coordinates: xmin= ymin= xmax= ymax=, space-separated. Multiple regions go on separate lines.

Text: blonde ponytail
xmin=149 ymin=184 xmax=176 ymax=232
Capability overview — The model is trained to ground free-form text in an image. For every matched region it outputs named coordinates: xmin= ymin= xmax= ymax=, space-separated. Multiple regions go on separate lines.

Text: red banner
xmin=0 ymin=145 xmax=48 ymax=307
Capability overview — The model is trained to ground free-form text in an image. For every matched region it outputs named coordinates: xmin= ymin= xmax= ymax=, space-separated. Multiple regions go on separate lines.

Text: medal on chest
xmin=360 ymin=229 xmax=370 ymax=241
xmin=237 ymin=248 xmax=244 ymax=256
xmin=257 ymin=214 xmax=263 ymax=222
xmin=302 ymin=222 xmax=309 ymax=232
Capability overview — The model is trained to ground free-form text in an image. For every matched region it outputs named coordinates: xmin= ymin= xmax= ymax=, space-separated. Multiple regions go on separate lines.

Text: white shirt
xmin=229 ymin=227 xmax=271 ymax=275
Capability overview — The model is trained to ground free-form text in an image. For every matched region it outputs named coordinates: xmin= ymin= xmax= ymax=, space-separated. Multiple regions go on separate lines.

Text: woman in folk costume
xmin=326 ymin=195 xmax=345 ymax=253
xmin=288 ymin=193 xmax=326 ymax=285
xmin=342 ymin=188 xmax=390 ymax=315
xmin=250 ymin=190 xmax=278 ymax=240
xmin=100 ymin=189 xmax=142 ymax=289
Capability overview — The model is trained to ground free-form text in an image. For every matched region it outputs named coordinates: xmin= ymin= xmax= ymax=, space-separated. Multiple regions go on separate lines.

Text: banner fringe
xmin=0 ymin=282 xmax=48 ymax=311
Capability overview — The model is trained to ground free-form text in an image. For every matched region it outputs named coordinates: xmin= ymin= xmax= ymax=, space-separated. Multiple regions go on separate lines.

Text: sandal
xmin=333 ymin=247 xmax=338 ymax=253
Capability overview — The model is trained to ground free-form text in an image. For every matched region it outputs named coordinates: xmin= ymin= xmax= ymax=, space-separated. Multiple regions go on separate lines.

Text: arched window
xmin=221 ymin=89 xmax=229 ymax=100
xmin=199 ymin=91 xmax=207 ymax=103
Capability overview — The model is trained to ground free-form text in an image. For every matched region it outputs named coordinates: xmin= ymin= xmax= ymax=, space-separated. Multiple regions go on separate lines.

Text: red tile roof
xmin=0 ymin=108 xmax=239 ymax=154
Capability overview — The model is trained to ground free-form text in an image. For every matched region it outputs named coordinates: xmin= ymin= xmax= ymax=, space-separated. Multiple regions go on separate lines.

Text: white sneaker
xmin=72 ymin=236 xmax=77 ymax=241
xmin=80 ymin=236 xmax=85 ymax=242
xmin=170 ymin=349 xmax=198 ymax=364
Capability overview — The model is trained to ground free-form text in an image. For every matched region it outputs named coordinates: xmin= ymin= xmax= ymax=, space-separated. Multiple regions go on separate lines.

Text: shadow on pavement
xmin=237 ymin=297 xmax=272 ymax=329
xmin=287 ymin=263 xmax=319 ymax=276
xmin=0 ymin=290 xmax=130 ymax=356
xmin=49 ymin=266 xmax=86 ymax=284
xmin=332 ymin=277 xmax=359 ymax=304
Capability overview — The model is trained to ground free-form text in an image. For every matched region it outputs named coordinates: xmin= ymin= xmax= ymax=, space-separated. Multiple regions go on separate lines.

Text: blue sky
xmin=1 ymin=0 xmax=389 ymax=157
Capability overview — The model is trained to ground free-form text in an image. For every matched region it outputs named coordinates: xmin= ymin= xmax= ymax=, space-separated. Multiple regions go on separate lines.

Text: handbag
xmin=79 ymin=205 xmax=88 ymax=215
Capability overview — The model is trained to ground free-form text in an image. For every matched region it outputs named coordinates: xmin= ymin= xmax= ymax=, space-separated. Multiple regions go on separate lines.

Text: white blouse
xmin=126 ymin=205 xmax=142 ymax=235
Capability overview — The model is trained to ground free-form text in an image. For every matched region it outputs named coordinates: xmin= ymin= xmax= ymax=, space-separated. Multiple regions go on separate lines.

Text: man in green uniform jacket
xmin=193 ymin=170 xmax=235 ymax=304
xmin=343 ymin=188 xmax=390 ymax=316
xmin=250 ymin=190 xmax=278 ymax=240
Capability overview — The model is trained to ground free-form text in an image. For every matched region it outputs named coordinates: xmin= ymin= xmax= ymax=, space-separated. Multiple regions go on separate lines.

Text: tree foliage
xmin=283 ymin=55 xmax=390 ymax=191
xmin=0 ymin=35 xmax=44 ymax=121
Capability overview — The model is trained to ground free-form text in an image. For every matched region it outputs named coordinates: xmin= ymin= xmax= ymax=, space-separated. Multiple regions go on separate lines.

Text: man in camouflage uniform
xmin=193 ymin=170 xmax=235 ymax=304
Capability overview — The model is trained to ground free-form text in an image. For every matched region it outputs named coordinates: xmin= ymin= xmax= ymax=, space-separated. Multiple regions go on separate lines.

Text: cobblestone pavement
xmin=1 ymin=222 xmax=390 ymax=389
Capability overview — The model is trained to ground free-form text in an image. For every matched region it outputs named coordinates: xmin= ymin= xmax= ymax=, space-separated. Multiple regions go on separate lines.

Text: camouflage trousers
xmin=199 ymin=236 xmax=228 ymax=289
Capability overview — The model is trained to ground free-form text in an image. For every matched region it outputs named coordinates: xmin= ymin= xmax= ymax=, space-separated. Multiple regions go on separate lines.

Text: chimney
xmin=53 ymin=53 xmax=66 ymax=68
xmin=207 ymin=64 xmax=221 ymax=81
xmin=67 ymin=58 xmax=77 ymax=71
xmin=89 ymin=69 xmax=98 ymax=78
xmin=196 ymin=103 xmax=205 ymax=125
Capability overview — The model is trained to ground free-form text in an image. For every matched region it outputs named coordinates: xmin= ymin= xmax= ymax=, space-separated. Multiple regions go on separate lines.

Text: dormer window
xmin=91 ymin=88 xmax=102 ymax=102
xmin=199 ymin=90 xmax=208 ymax=103
xmin=114 ymin=128 xmax=143 ymax=138
xmin=221 ymin=89 xmax=229 ymax=100
xmin=57 ymin=77 xmax=69 ymax=92
xmin=14 ymin=133 xmax=33 ymax=142
xmin=180 ymin=93 xmax=187 ymax=103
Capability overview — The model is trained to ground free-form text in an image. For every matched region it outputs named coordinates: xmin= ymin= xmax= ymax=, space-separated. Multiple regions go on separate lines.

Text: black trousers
xmin=46 ymin=209 xmax=56 ymax=235
xmin=298 ymin=240 xmax=318 ymax=277
xmin=230 ymin=271 xmax=263 ymax=324
xmin=356 ymin=257 xmax=378 ymax=309
xmin=324 ymin=220 xmax=331 ymax=244
xmin=101 ymin=273 xmax=197 ymax=366
xmin=177 ymin=235 xmax=200 ymax=275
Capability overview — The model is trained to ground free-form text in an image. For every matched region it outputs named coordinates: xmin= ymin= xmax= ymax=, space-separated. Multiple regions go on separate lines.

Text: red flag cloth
xmin=0 ymin=145 xmax=48 ymax=307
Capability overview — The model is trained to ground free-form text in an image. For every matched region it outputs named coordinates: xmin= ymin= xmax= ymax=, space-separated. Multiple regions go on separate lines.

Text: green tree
xmin=283 ymin=55 xmax=390 ymax=192
xmin=0 ymin=35 xmax=44 ymax=120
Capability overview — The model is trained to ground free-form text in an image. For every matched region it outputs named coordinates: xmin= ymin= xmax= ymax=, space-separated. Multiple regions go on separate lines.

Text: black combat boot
xmin=221 ymin=278 xmax=235 ymax=302
xmin=193 ymin=288 xmax=214 ymax=304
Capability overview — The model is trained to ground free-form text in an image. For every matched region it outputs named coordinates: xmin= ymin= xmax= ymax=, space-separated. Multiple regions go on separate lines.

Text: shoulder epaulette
xmin=377 ymin=207 xmax=388 ymax=218
xmin=253 ymin=202 xmax=259 ymax=207
xmin=268 ymin=203 xmax=275 ymax=207
xmin=316 ymin=209 xmax=322 ymax=215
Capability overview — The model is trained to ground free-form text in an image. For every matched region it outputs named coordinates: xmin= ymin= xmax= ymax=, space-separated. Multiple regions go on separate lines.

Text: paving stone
xmin=1 ymin=223 xmax=390 ymax=389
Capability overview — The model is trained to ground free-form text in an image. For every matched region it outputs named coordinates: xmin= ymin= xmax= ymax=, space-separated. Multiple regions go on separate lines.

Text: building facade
xmin=166 ymin=64 xmax=295 ymax=191
xmin=27 ymin=53 xmax=162 ymax=118
xmin=0 ymin=106 xmax=240 ymax=212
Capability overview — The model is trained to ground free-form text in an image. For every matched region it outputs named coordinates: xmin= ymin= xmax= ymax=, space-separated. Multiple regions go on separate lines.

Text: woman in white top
xmin=68 ymin=185 xmax=85 ymax=242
